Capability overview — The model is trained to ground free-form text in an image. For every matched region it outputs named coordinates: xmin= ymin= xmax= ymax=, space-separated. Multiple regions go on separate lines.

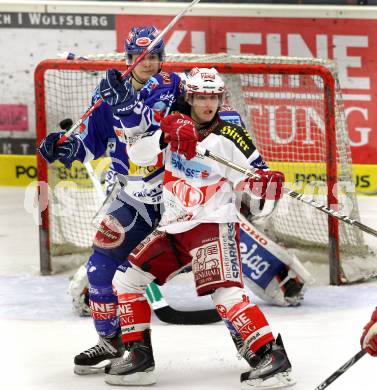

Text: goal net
xmin=34 ymin=53 xmax=376 ymax=284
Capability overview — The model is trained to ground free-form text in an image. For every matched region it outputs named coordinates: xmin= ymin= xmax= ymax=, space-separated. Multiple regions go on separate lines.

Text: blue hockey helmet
xmin=125 ymin=26 xmax=165 ymax=64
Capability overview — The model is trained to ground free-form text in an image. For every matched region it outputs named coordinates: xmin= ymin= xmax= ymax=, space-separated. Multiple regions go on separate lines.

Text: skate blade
xmin=105 ymin=370 xmax=156 ymax=386
xmin=241 ymin=370 xmax=296 ymax=390
xmin=74 ymin=360 xmax=111 ymax=375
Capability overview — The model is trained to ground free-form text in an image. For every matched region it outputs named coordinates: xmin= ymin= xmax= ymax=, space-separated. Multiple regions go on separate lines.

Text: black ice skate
xmin=240 ymin=334 xmax=296 ymax=390
xmin=231 ymin=332 xmax=256 ymax=367
xmin=105 ymin=329 xmax=156 ymax=386
xmin=74 ymin=333 xmax=125 ymax=375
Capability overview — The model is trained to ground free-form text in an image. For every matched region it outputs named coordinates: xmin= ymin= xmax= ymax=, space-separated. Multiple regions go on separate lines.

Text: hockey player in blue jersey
xmin=38 ymin=26 xmax=176 ymax=375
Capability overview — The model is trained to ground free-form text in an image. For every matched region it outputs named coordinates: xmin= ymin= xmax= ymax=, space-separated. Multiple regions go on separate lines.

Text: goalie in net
xmin=38 ymin=26 xmax=311 ymax=385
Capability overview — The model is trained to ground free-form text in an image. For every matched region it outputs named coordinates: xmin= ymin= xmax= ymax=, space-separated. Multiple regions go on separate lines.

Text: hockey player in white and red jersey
xmin=104 ymin=68 xmax=296 ymax=389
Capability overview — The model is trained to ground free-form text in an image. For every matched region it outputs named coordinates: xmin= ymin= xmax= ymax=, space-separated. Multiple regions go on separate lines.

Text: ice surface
xmin=1 ymin=187 xmax=377 ymax=390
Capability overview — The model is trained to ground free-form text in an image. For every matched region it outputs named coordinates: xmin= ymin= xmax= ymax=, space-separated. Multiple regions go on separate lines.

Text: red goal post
xmin=34 ymin=53 xmax=373 ymax=284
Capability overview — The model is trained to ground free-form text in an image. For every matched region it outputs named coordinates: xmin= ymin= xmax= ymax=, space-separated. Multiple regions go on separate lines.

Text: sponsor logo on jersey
xmin=107 ymin=137 xmax=116 ymax=153
xmin=172 ymin=179 xmax=204 ymax=207
xmin=132 ymin=185 xmax=163 ymax=202
xmin=122 ymin=325 xmax=136 ymax=334
xmin=171 ymin=152 xmax=212 ymax=179
xmin=159 ymin=92 xmax=175 ymax=106
xmin=219 ymin=125 xmax=254 ymax=157
xmin=160 ymin=72 xmax=171 ymax=85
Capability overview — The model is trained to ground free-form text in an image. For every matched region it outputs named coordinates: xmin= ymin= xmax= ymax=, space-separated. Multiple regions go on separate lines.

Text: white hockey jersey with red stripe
xmin=127 ymin=117 xmax=267 ymax=234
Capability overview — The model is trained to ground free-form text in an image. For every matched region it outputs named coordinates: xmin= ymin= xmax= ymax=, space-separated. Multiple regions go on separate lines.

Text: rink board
xmin=1 ymin=154 xmax=376 ymax=194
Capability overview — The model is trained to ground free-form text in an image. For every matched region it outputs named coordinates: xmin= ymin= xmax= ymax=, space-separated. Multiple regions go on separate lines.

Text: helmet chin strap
xmin=130 ymin=71 xmax=148 ymax=88
xmin=130 ymin=64 xmax=163 ymax=89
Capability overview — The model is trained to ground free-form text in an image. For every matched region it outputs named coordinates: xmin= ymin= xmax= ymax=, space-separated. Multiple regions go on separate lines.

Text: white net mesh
xmin=36 ymin=53 xmax=375 ymax=281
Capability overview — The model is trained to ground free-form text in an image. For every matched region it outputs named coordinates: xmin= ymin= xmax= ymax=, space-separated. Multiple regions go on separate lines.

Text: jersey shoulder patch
xmin=218 ymin=107 xmax=244 ymax=127
xmin=215 ymin=120 xmax=256 ymax=158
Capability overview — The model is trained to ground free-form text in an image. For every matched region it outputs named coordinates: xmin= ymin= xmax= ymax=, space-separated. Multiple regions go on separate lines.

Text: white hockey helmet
xmin=184 ymin=67 xmax=225 ymax=105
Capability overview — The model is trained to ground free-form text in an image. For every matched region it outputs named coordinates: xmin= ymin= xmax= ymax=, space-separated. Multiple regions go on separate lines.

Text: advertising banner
xmin=117 ymin=15 xmax=377 ymax=165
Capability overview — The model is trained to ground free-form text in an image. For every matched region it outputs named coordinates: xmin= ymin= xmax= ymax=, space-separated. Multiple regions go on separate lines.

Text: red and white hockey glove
xmin=238 ymin=169 xmax=285 ymax=200
xmin=160 ymin=113 xmax=198 ymax=160
xmin=361 ymin=307 xmax=377 ymax=356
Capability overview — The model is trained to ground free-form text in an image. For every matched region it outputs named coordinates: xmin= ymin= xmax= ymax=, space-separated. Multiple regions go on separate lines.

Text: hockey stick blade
xmin=154 ymin=305 xmax=221 ymax=325
xmin=146 ymin=282 xmax=221 ymax=325
xmin=313 ymin=349 xmax=366 ymax=390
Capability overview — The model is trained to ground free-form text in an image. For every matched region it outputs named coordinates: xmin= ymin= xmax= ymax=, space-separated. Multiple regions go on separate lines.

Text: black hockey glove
xmin=99 ymin=69 xmax=138 ymax=115
xmin=38 ymin=131 xmax=81 ymax=169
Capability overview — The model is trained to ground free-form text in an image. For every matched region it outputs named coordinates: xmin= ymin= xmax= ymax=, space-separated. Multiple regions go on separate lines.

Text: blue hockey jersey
xmin=72 ymin=70 xmax=262 ymax=204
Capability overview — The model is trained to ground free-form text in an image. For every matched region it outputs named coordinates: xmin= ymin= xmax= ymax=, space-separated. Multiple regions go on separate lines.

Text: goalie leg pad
xmin=239 ymin=215 xmax=313 ymax=306
xmin=68 ymin=262 xmax=91 ymax=317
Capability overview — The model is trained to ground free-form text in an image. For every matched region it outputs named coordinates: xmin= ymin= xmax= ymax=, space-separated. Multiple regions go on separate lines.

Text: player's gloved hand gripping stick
xmin=195 ymin=144 xmax=377 ymax=239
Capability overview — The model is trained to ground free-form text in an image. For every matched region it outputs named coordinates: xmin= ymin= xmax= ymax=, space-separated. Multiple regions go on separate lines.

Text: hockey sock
xmin=88 ymin=284 xmax=119 ymax=337
xmin=227 ymin=301 xmax=274 ymax=353
xmin=117 ymin=293 xmax=152 ymax=343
